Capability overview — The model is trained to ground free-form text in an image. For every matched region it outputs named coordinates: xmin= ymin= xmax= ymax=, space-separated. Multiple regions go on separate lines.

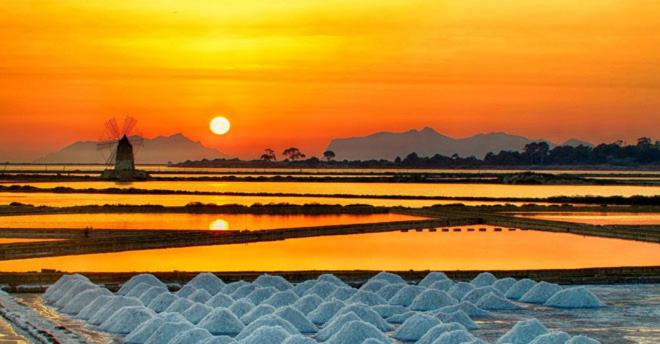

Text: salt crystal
xmin=240 ymin=304 xmax=276 ymax=324
xmin=448 ymin=282 xmax=475 ymax=301
xmin=164 ymin=297 xmax=194 ymax=314
xmin=143 ymin=321 xmax=194 ymax=344
xmin=253 ymin=274 xmax=293 ymax=291
xmin=368 ymin=272 xmax=405 ymax=285
xmin=168 ymin=328 xmax=213 ymax=344
xmin=187 ymin=289 xmax=213 ymax=303
xmin=316 ymin=312 xmax=362 ymax=341
xmin=325 ymin=320 xmax=393 ymax=344
xmin=88 ymin=296 xmax=142 ymax=325
xmin=186 ymin=273 xmax=224 ymax=295
xmin=146 ymin=293 xmax=178 ymax=313
xmin=245 ymin=286 xmax=279 ymax=304
xmin=308 ymin=300 xmax=345 ymax=325
xmin=428 ymin=280 xmax=454 ymax=292
xmin=496 ymin=318 xmax=548 ymax=344
xmin=435 ymin=310 xmax=478 ymax=330
xmin=239 ymin=325 xmax=291 ymax=344
xmin=229 ymin=299 xmax=255 ymax=318
xmin=389 ymin=285 xmax=424 ymax=306
xmin=418 ymin=272 xmax=450 ymax=287
xmin=461 ymin=286 xmax=503 ymax=304
xmin=566 ymin=335 xmax=601 ymax=344
xmin=329 ymin=287 xmax=358 ymax=301
xmin=476 ymin=292 xmax=523 ymax=311
xmin=505 ymin=279 xmax=536 ymax=300
xmin=520 ymin=281 xmax=562 ymax=304
xmin=438 ymin=301 xmax=493 ymax=318
xmin=139 ymin=286 xmax=168 ymax=306
xmin=222 ymin=280 xmax=248 ymax=294
xmin=263 ymin=290 xmax=300 ymax=308
xmin=430 ymin=329 xmax=476 ymax=344
xmin=530 ymin=331 xmax=571 ymax=344
xmin=61 ymin=287 xmax=112 ymax=315
xmin=206 ymin=292 xmax=234 ymax=308
xmin=275 ymin=306 xmax=318 ymax=333
xmin=117 ymin=274 xmax=164 ymax=296
xmin=544 ymin=287 xmax=604 ymax=309
xmin=99 ymin=306 xmax=154 ymax=334
xmin=409 ymin=289 xmax=458 ymax=311
xmin=470 ymin=272 xmax=497 ymax=287
xmin=492 ymin=277 xmax=517 ymax=294
xmin=416 ymin=322 xmax=468 ymax=344
xmin=347 ymin=290 xmax=388 ymax=306
xmin=292 ymin=294 xmax=323 ymax=315
xmin=304 ymin=281 xmax=338 ymax=298
xmin=393 ymin=313 xmax=441 ymax=341
xmin=235 ymin=314 xmax=300 ymax=340
xmin=181 ymin=302 xmax=213 ymax=324
xmin=360 ymin=280 xmax=387 ymax=293
xmin=198 ymin=307 xmax=245 ymax=336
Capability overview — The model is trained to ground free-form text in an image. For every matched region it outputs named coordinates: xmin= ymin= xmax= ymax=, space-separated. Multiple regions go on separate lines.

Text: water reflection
xmin=515 ymin=212 xmax=660 ymax=225
xmin=209 ymin=219 xmax=229 ymax=231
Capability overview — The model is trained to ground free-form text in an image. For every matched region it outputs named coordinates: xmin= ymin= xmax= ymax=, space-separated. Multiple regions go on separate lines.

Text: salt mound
xmin=198 ymin=307 xmax=245 ymax=335
xmin=229 ymin=299 xmax=255 ymax=318
xmin=240 ymin=304 xmax=276 ymax=324
xmin=347 ymin=290 xmax=388 ymax=306
xmin=308 ymin=300 xmax=345 ymax=325
xmin=544 ymin=287 xmax=604 ymax=308
xmin=147 ymin=293 xmax=178 ymax=313
xmin=253 ymin=274 xmax=293 ymax=291
xmin=284 ymin=334 xmax=317 ymax=344
xmin=164 ymin=297 xmax=194 ymax=314
xmin=436 ymin=310 xmax=478 ymax=330
xmin=54 ymin=281 xmax=98 ymax=308
xmin=386 ymin=311 xmax=417 ymax=324
xmin=566 ymin=335 xmax=601 ymax=344
xmin=99 ymin=306 xmax=154 ymax=334
xmin=187 ymin=289 xmax=213 ymax=303
xmin=292 ymin=294 xmax=323 ymax=315
xmin=333 ymin=303 xmax=392 ymax=331
xmin=61 ymin=287 xmax=112 ymax=315
xmin=168 ymin=328 xmax=213 ymax=344
xmin=304 ymin=281 xmax=338 ymax=298
xmin=462 ymin=286 xmax=503 ymax=304
xmin=470 ymin=272 xmax=497 ymax=287
xmin=143 ymin=321 xmax=194 ymax=344
xmin=418 ymin=272 xmax=450 ymax=287
xmin=293 ymin=280 xmax=317 ymax=296
xmin=186 ymin=272 xmax=224 ymax=295
xmin=438 ymin=301 xmax=493 ymax=318
xmin=123 ymin=312 xmax=185 ymax=344
xmin=201 ymin=336 xmax=238 ymax=344
xmin=431 ymin=329 xmax=476 ymax=344
xmin=492 ymin=277 xmax=517 ymax=294
xmin=368 ymin=271 xmax=405 ymax=285
xmin=362 ymin=340 xmax=390 ymax=344
xmin=125 ymin=282 xmax=154 ymax=299
xmin=375 ymin=283 xmax=406 ymax=300
xmin=245 ymin=286 xmax=279 ymax=304
xmin=326 ymin=320 xmax=393 ymax=344
xmin=389 ymin=285 xmax=424 ymax=306
xmin=505 ymin=279 xmax=537 ymax=300
xmin=231 ymin=284 xmax=257 ymax=299
xmin=317 ymin=273 xmax=347 ymax=287
xmin=329 ymin=287 xmax=358 ymax=301
xmin=448 ymin=282 xmax=475 ymax=301
xmin=89 ymin=296 xmax=142 ymax=325
xmin=76 ymin=295 xmax=113 ymax=320
xmin=235 ymin=314 xmax=300 ymax=340
xmin=416 ymin=323 xmax=468 ymax=344
xmin=239 ymin=325 xmax=290 ymax=344
xmin=496 ymin=318 xmax=548 ymax=344
xmin=223 ymin=280 xmax=248 ymax=294
xmin=264 ymin=290 xmax=299 ymax=308
xmin=428 ymin=280 xmax=454 ymax=291
xmin=176 ymin=285 xmax=198 ymax=298
xmin=206 ymin=292 xmax=234 ymax=308
xmin=360 ymin=280 xmax=387 ymax=293
xmin=410 ymin=289 xmax=457 ymax=311
xmin=530 ymin=331 xmax=571 ymax=344
xmin=118 ymin=274 xmax=164 ymax=296
xmin=393 ymin=313 xmax=441 ymax=341
xmin=476 ymin=292 xmax=523 ymax=311
xmin=44 ymin=274 xmax=90 ymax=302
xmin=181 ymin=302 xmax=213 ymax=324
xmin=316 ymin=312 xmax=362 ymax=341
xmin=275 ymin=306 xmax=317 ymax=333
xmin=139 ymin=286 xmax=168 ymax=305
xmin=371 ymin=305 xmax=407 ymax=318
xmin=520 ymin=281 xmax=562 ymax=304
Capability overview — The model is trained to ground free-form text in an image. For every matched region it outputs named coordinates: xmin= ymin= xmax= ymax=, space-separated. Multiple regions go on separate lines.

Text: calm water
xmin=516 ymin=212 xmax=660 ymax=225
xmin=1 ymin=227 xmax=658 ymax=272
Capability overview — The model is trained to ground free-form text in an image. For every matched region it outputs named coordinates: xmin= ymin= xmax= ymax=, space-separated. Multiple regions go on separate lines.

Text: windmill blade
xmin=122 ymin=116 xmax=137 ymax=136
xmin=105 ymin=149 xmax=116 ymax=166
xmin=97 ymin=140 xmax=118 ymax=150
xmin=105 ymin=118 xmax=121 ymax=139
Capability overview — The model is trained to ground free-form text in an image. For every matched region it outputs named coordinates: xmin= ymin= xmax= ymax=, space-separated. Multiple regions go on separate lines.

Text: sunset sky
xmin=1 ymin=0 xmax=659 ymax=161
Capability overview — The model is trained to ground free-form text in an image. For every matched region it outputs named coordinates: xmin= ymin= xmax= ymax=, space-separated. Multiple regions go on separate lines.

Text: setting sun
xmin=210 ymin=116 xmax=231 ymax=135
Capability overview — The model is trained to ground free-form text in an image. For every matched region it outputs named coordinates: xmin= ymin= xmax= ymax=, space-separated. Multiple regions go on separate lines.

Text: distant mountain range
xmin=326 ymin=127 xmax=592 ymax=160
xmin=36 ymin=133 xmax=227 ymax=164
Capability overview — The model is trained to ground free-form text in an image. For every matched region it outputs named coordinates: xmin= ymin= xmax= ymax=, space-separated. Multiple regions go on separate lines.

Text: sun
xmin=210 ymin=116 xmax=231 ymax=135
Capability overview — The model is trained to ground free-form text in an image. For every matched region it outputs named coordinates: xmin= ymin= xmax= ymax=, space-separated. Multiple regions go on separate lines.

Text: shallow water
xmin=515 ymin=212 xmax=660 ymax=225
xmin=1 ymin=227 xmax=658 ymax=272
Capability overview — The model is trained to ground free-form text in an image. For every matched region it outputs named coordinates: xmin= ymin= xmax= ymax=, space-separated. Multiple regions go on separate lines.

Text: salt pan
xmin=505 ymin=279 xmax=537 ymax=300
xmin=275 ymin=306 xmax=318 ymax=333
xmin=99 ymin=306 xmax=154 ymax=334
xmin=544 ymin=287 xmax=604 ymax=308
xmin=409 ymin=289 xmax=457 ymax=311
xmin=416 ymin=323 xmax=468 ymax=344
xmin=476 ymin=292 xmax=522 ymax=311
xmin=181 ymin=302 xmax=213 ymax=324
xmin=253 ymin=274 xmax=293 ymax=291
xmin=438 ymin=301 xmax=493 ymax=318
xmin=168 ymin=328 xmax=213 ymax=344
xmin=448 ymin=282 xmax=475 ymax=301
xmin=520 ymin=282 xmax=562 ymax=304
xmin=292 ymin=294 xmax=323 ymax=315
xmin=61 ymin=287 xmax=112 ymax=315
xmin=418 ymin=272 xmax=450 ymax=287
xmin=325 ymin=320 xmax=393 ymax=344
xmin=89 ymin=296 xmax=142 ymax=325
xmin=389 ymin=285 xmax=424 ymax=306
xmin=371 ymin=305 xmax=407 ymax=318
xmin=496 ymin=318 xmax=548 ymax=344
xmin=186 ymin=273 xmax=224 ymax=295
xmin=235 ymin=314 xmax=300 ymax=340
xmin=566 ymin=335 xmax=601 ymax=344
xmin=143 ymin=321 xmax=194 ymax=344
xmin=393 ymin=313 xmax=441 ymax=341
xmin=118 ymin=274 xmax=164 ymax=296
xmin=206 ymin=292 xmax=234 ymax=308
xmin=470 ymin=272 xmax=497 ymax=287
xmin=198 ymin=307 xmax=245 ymax=335
xmin=308 ymin=300 xmax=345 ymax=325
xmin=530 ymin=331 xmax=571 ymax=344
xmin=147 ymin=293 xmax=178 ymax=313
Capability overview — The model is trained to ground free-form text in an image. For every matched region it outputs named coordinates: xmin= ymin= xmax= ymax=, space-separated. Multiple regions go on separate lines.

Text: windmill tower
xmin=97 ymin=117 xmax=149 ymax=180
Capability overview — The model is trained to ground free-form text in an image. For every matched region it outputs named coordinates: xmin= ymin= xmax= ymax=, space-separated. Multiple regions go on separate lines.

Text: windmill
xmin=97 ymin=117 xmax=148 ymax=180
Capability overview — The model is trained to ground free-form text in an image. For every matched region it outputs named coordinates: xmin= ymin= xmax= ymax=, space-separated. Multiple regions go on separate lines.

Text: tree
xmin=282 ymin=147 xmax=305 ymax=161
xmin=260 ymin=148 xmax=276 ymax=162
xmin=524 ymin=142 xmax=550 ymax=164
xmin=637 ymin=137 xmax=652 ymax=147
xmin=323 ymin=150 xmax=336 ymax=161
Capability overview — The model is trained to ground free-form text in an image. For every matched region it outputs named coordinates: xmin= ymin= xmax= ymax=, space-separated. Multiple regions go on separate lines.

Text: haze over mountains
xmin=326 ymin=127 xmax=592 ymax=161
xmin=36 ymin=133 xmax=226 ymax=164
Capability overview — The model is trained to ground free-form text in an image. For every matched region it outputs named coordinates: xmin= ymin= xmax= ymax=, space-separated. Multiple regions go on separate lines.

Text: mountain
xmin=36 ymin=133 xmax=227 ymax=164
xmin=562 ymin=138 xmax=593 ymax=147
xmin=325 ymin=127 xmax=558 ymax=160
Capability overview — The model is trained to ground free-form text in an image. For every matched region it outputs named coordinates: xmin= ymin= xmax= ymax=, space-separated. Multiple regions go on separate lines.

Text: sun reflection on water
xmin=209 ymin=219 xmax=229 ymax=230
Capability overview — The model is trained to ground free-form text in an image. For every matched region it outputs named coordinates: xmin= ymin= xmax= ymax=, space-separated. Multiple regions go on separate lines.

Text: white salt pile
xmin=462 ymin=286 xmax=503 ymax=304
xmin=325 ymin=320 xmax=393 ymax=344
xmin=316 ymin=312 xmax=362 ymax=341
xmin=416 ymin=322 xmax=468 ymax=344
xmin=124 ymin=312 xmax=186 ymax=344
xmin=544 ymin=287 xmax=604 ymax=308
xmin=432 ymin=329 xmax=476 ymax=344
xmin=99 ymin=306 xmax=154 ymax=334
xmin=505 ymin=279 xmax=537 ymax=300
xmin=347 ymin=290 xmax=388 ymax=306
xmin=476 ymin=292 xmax=522 ymax=311
xmin=235 ymin=314 xmax=300 ymax=340
xmin=54 ymin=281 xmax=97 ymax=308
xmin=147 ymin=293 xmax=178 ymax=313
xmin=125 ymin=282 xmax=154 ymax=299
xmin=409 ymin=289 xmax=457 ymax=311
xmin=89 ymin=296 xmax=142 ymax=325
xmin=492 ymin=277 xmax=517 ymax=294
xmin=61 ymin=287 xmax=112 ymax=315
xmin=264 ymin=290 xmax=300 ymax=308
xmin=497 ymin=318 xmax=548 ymax=344
xmin=229 ymin=299 xmax=255 ymax=318
xmin=368 ymin=272 xmax=405 ymax=285
xmin=333 ymin=303 xmax=392 ymax=332
xmin=239 ymin=325 xmax=290 ymax=344
xmin=201 ymin=335 xmax=237 ymax=344
xmin=117 ymin=274 xmax=164 ymax=296
xmin=168 ymin=328 xmax=213 ymax=344
xmin=223 ymin=280 xmax=248 ymax=294
xmin=143 ymin=321 xmax=194 ymax=344
xmin=275 ymin=306 xmax=318 ymax=333
xmin=206 ymin=292 xmax=234 ymax=308
xmin=308 ymin=300 xmax=345 ymax=325
xmin=448 ymin=282 xmax=475 ymax=301
xmin=305 ymin=281 xmax=338 ymax=298
xmin=393 ymin=313 xmax=441 ymax=341
xmin=188 ymin=289 xmax=213 ymax=303
xmin=231 ymin=284 xmax=257 ymax=299
xmin=438 ymin=301 xmax=493 ymax=318
xmin=470 ymin=272 xmax=497 ymax=287
xmin=44 ymin=274 xmax=90 ymax=302
xmin=317 ymin=273 xmax=348 ymax=287
xmin=240 ymin=304 xmax=276 ymax=324
xmin=292 ymin=294 xmax=323 ymax=315
xmin=164 ymin=297 xmax=194 ymax=314
xmin=428 ymin=280 xmax=454 ymax=291
xmin=418 ymin=271 xmax=450 ymax=287
xmin=284 ymin=334 xmax=317 ymax=344
xmin=181 ymin=302 xmax=213 ymax=324
xmin=566 ymin=335 xmax=601 ymax=343
xmin=253 ymin=274 xmax=293 ymax=291
xmin=529 ymin=331 xmax=571 ymax=344
xmin=186 ymin=273 xmax=225 ymax=295
xmin=371 ymin=304 xmax=407 ymax=318
xmin=139 ymin=286 xmax=168 ymax=305
xmin=386 ymin=310 xmax=417 ymax=324
xmin=176 ymin=285 xmax=198 ymax=298
xmin=520 ymin=281 xmax=562 ymax=304
xmin=76 ymin=295 xmax=114 ymax=320
xmin=436 ymin=310 xmax=478 ymax=330
xmin=360 ymin=280 xmax=387 ymax=293
xmin=389 ymin=285 xmax=424 ymax=306
xmin=376 ymin=284 xmax=406 ymax=300
xmin=198 ymin=307 xmax=245 ymax=335
xmin=329 ymin=287 xmax=358 ymax=301
xmin=362 ymin=340 xmax=390 ymax=344
xmin=245 ymin=286 xmax=279 ymax=304
xmin=293 ymin=280 xmax=317 ymax=296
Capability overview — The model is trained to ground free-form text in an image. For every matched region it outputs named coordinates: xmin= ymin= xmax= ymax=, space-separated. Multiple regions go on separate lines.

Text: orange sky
xmin=1 ymin=0 xmax=659 ymax=161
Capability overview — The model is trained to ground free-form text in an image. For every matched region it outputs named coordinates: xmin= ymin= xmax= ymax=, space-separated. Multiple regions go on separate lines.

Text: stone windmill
xmin=97 ymin=117 xmax=149 ymax=180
